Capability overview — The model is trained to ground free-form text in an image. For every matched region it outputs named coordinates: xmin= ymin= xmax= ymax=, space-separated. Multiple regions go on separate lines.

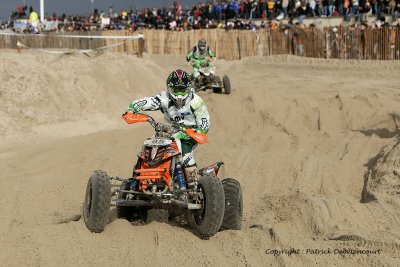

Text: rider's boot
xmin=185 ymin=165 xmax=198 ymax=189
xmin=129 ymin=178 xmax=138 ymax=189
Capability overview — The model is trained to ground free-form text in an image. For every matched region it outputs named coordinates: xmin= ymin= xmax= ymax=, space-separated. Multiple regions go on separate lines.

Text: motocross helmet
xmin=166 ymin=69 xmax=192 ymax=109
xmin=198 ymin=39 xmax=207 ymax=54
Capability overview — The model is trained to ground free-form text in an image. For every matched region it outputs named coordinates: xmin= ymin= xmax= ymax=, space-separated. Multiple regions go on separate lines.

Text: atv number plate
xmin=144 ymin=138 xmax=172 ymax=146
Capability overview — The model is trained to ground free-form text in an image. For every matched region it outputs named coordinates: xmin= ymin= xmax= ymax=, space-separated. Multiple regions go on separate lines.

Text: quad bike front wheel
xmin=213 ymin=76 xmax=223 ymax=94
xmin=223 ymin=75 xmax=231 ymax=95
xmin=219 ymin=178 xmax=243 ymax=231
xmin=193 ymin=78 xmax=201 ymax=92
xmin=188 ymin=174 xmax=225 ymax=239
xmin=83 ymin=170 xmax=111 ymax=233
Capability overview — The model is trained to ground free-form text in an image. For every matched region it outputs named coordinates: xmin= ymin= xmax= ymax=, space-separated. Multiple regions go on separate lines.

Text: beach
xmin=0 ymin=50 xmax=399 ymax=266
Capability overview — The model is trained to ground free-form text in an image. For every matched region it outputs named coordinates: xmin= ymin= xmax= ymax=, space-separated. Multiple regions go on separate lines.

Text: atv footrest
xmin=112 ymin=199 xmax=153 ymax=207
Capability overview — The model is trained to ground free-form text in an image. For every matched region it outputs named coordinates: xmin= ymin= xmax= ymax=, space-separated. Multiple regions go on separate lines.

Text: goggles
xmin=171 ymin=86 xmax=189 ymax=96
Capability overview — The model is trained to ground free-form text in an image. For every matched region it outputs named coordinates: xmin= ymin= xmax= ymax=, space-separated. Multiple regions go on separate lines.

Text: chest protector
xmin=159 ymin=92 xmax=197 ymax=127
xmin=193 ymin=46 xmax=207 ymax=59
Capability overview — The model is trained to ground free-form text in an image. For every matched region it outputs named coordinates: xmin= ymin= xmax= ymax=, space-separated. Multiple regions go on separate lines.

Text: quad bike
xmin=190 ymin=58 xmax=231 ymax=95
xmin=83 ymin=112 xmax=242 ymax=239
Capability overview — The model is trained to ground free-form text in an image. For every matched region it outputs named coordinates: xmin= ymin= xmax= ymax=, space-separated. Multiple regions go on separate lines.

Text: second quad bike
xmin=83 ymin=112 xmax=242 ymax=239
xmin=190 ymin=58 xmax=231 ymax=95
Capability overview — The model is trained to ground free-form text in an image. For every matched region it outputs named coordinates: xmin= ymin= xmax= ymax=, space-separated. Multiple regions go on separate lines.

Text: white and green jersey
xmin=128 ymin=91 xmax=210 ymax=133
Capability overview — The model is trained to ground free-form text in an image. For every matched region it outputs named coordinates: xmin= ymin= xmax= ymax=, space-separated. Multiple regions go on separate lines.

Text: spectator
xmin=9 ymin=5 xmax=27 ymax=19
xmin=282 ymin=0 xmax=290 ymax=17
xmin=388 ymin=0 xmax=396 ymax=14
xmin=362 ymin=1 xmax=372 ymax=21
xmin=267 ymin=0 xmax=276 ymax=19
xmin=250 ymin=0 xmax=258 ymax=19
xmin=343 ymin=0 xmax=351 ymax=18
xmin=11 ymin=0 xmax=400 ymax=33
xmin=322 ymin=0 xmax=329 ymax=16
xmin=329 ymin=0 xmax=335 ymax=16
xmin=230 ymin=0 xmax=241 ymax=18
xmin=393 ymin=2 xmax=400 ymax=21
xmin=309 ymin=0 xmax=317 ymax=16
xmin=352 ymin=0 xmax=360 ymax=15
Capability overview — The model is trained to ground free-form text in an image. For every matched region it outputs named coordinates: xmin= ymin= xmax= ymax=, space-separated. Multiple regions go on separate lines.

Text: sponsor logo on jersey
xmin=170 ymin=115 xmax=185 ymax=122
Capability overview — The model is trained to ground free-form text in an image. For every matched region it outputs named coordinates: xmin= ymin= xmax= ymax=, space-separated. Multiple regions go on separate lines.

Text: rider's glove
xmin=195 ymin=128 xmax=207 ymax=134
xmin=176 ymin=132 xmax=192 ymax=140
xmin=127 ymin=106 xmax=140 ymax=114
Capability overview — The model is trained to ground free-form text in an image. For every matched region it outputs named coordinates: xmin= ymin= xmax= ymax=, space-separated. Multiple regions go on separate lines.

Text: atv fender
xmin=198 ymin=162 xmax=224 ymax=176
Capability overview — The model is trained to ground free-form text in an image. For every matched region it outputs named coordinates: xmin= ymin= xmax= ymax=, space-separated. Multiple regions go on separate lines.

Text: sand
xmin=0 ymin=50 xmax=399 ymax=266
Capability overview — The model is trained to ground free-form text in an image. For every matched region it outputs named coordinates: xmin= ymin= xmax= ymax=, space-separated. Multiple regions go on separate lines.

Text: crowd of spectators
xmin=7 ymin=0 xmax=400 ymax=33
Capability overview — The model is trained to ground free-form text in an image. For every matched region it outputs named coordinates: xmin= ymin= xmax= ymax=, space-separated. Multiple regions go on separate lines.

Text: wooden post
xmin=237 ymin=36 xmax=241 ymax=60
xmin=137 ymin=36 xmax=144 ymax=58
xmin=17 ymin=40 xmax=21 ymax=53
xmin=325 ymin=30 xmax=329 ymax=59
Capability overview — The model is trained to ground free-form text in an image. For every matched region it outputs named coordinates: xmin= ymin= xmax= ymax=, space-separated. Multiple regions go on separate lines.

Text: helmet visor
xmin=171 ymin=86 xmax=188 ymax=96
xmin=198 ymin=44 xmax=206 ymax=52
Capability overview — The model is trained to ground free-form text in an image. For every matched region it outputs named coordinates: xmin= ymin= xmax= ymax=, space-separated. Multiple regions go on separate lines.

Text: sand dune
xmin=0 ymin=50 xmax=400 ymax=266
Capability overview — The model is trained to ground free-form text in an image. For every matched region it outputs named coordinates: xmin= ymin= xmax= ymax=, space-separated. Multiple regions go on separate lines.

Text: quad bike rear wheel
xmin=219 ymin=178 xmax=243 ymax=231
xmin=188 ymin=174 xmax=225 ymax=239
xmin=83 ymin=170 xmax=111 ymax=233
xmin=223 ymin=75 xmax=231 ymax=95
xmin=117 ymin=180 xmax=149 ymax=223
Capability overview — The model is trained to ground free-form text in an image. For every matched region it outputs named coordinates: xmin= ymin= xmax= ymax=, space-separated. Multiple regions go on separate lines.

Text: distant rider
xmin=186 ymin=39 xmax=216 ymax=79
xmin=186 ymin=39 xmax=216 ymax=63
xmin=126 ymin=69 xmax=211 ymax=187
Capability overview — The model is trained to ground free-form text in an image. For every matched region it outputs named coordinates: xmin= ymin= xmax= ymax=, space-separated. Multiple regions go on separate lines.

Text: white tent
xmin=40 ymin=0 xmax=44 ymax=22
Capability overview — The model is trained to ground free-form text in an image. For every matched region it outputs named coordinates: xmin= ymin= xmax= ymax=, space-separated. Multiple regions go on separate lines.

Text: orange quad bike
xmin=83 ymin=113 xmax=243 ymax=239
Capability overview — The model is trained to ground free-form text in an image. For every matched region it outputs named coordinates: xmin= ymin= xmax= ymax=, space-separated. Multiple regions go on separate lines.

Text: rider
xmin=186 ymin=39 xmax=216 ymax=79
xmin=186 ymin=39 xmax=216 ymax=62
xmin=126 ymin=69 xmax=211 ymax=187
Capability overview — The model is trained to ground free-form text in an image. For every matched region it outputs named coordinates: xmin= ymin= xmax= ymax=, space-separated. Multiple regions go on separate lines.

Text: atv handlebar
xmin=123 ymin=112 xmax=178 ymax=132
xmin=189 ymin=58 xmax=212 ymax=67
xmin=122 ymin=112 xmax=208 ymax=144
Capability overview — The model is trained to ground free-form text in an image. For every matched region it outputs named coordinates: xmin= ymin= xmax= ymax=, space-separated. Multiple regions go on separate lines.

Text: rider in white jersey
xmin=127 ymin=69 xmax=210 ymax=180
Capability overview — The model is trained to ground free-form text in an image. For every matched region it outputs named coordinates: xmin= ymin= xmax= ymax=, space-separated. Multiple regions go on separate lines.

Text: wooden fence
xmin=0 ymin=27 xmax=399 ymax=60
xmin=139 ymin=27 xmax=400 ymax=60
xmin=0 ymin=32 xmax=105 ymax=50
xmin=0 ymin=31 xmax=144 ymax=56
